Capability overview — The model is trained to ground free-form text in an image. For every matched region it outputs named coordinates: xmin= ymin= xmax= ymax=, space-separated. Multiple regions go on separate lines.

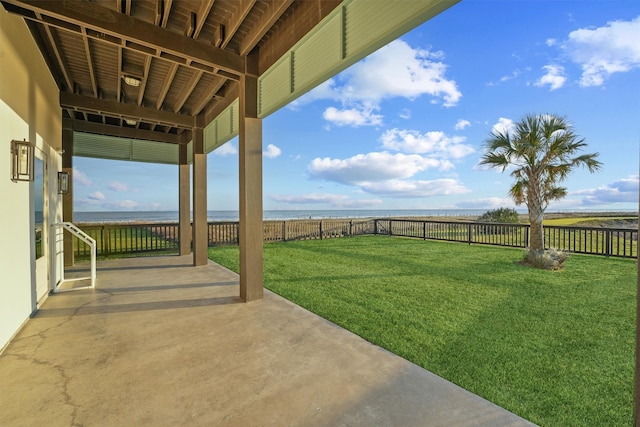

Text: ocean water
xmin=74 ymin=209 xmax=491 ymax=223
xmin=73 ymin=208 xmax=636 ymax=224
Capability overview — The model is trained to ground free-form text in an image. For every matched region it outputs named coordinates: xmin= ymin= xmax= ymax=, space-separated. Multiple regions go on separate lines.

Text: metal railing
xmin=73 ymin=218 xmax=637 ymax=259
xmin=54 ymin=222 xmax=96 ymax=291
xmin=74 ymin=223 xmax=180 ymax=257
xmin=374 ymin=219 xmax=637 ymax=258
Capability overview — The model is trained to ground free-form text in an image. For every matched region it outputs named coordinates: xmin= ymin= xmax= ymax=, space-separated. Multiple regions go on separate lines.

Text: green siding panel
xmin=132 ymin=140 xmax=178 ymax=165
xmin=73 ymin=132 xmax=179 ymax=165
xmin=74 ymin=132 xmax=133 ymax=162
xmin=259 ymin=54 xmax=292 ymax=116
xmin=204 ymin=99 xmax=239 ymax=154
xmin=293 ymin=12 xmax=343 ymax=93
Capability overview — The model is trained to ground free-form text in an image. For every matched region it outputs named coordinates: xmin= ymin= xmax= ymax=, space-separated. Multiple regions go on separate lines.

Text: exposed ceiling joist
xmin=39 ymin=21 xmax=73 ymax=91
xmin=60 ymin=92 xmax=193 ymax=128
xmin=2 ymin=0 xmax=245 ymax=77
xmin=239 ymin=0 xmax=293 ymax=56
xmin=63 ymin=118 xmax=182 ymax=144
xmin=223 ymin=0 xmax=256 ymax=49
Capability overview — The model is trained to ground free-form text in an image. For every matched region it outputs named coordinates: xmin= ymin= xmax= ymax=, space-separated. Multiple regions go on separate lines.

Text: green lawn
xmin=208 ymin=236 xmax=636 ymax=426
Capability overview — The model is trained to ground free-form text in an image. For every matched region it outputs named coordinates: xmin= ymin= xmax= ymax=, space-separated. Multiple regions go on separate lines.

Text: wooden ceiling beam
xmin=190 ymin=77 xmax=226 ymax=116
xmin=156 ymin=63 xmax=178 ymax=110
xmin=82 ymin=29 xmax=98 ymax=97
xmin=160 ymin=0 xmax=173 ymax=29
xmin=221 ymin=0 xmax=256 ymax=49
xmin=37 ymin=18 xmax=73 ymax=91
xmin=239 ymin=0 xmax=293 ymax=56
xmin=63 ymin=118 xmax=182 ymax=144
xmin=2 ymin=0 xmax=245 ymax=77
xmin=61 ymin=92 xmax=193 ymax=128
xmin=173 ymin=70 xmax=202 ymax=113
xmin=193 ymin=0 xmax=214 ymax=40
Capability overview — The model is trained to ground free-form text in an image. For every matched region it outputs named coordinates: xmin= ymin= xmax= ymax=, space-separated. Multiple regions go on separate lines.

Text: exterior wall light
xmin=10 ymin=139 xmax=34 ymax=182
xmin=58 ymin=171 xmax=70 ymax=194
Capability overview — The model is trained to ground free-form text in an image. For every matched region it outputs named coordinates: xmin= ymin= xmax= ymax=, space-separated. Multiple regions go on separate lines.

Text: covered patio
xmin=0 ymin=255 xmax=533 ymax=426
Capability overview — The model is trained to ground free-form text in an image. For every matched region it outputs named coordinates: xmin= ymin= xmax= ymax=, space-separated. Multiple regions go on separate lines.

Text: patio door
xmin=34 ymin=152 xmax=48 ymax=303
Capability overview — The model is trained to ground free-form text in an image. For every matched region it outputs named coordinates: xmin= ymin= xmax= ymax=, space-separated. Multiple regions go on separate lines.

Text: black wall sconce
xmin=58 ymin=171 xmax=70 ymax=194
xmin=10 ymin=139 xmax=34 ymax=182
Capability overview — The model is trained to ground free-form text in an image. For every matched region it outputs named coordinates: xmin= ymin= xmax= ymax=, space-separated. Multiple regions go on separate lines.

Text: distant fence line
xmin=73 ymin=218 xmax=637 ymax=259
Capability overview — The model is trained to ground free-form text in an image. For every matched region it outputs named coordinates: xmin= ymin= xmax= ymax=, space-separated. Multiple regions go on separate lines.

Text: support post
xmin=192 ymin=115 xmax=208 ymax=266
xmin=238 ymin=55 xmax=264 ymax=302
xmin=62 ymin=128 xmax=74 ymax=267
xmin=178 ymin=143 xmax=191 ymax=256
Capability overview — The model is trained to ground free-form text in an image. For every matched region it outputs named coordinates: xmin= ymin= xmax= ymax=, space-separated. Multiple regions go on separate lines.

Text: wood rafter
xmin=222 ymin=0 xmax=256 ymax=49
xmin=37 ymin=16 xmax=73 ymax=91
xmin=2 ymin=0 xmax=245 ymax=76
xmin=82 ymin=28 xmax=98 ymax=97
xmin=61 ymin=92 xmax=192 ymax=128
xmin=239 ymin=0 xmax=293 ymax=56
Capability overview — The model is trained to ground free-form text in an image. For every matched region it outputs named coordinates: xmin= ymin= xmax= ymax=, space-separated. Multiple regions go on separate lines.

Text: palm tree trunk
xmin=528 ymin=199 xmax=545 ymax=254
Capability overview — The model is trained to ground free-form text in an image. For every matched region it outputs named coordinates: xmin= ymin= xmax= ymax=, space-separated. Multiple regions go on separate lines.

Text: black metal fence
xmin=73 ymin=218 xmax=637 ymax=259
xmin=375 ymin=219 xmax=637 ymax=258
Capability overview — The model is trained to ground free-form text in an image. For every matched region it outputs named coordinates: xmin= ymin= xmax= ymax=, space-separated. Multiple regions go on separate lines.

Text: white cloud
xmin=399 ymin=109 xmax=412 ymax=120
xmin=491 ymin=117 xmax=515 ymax=135
xmin=499 ymin=69 xmax=521 ymax=83
xmin=214 ymin=142 xmax=237 ymax=156
xmin=546 ymin=38 xmax=557 ymax=47
xmin=87 ymin=191 xmax=105 ymax=201
xmin=360 ymin=179 xmax=470 ymax=198
xmin=290 ymin=40 xmax=461 ymax=126
xmin=454 ymin=119 xmax=471 ymax=131
xmin=456 ymin=197 xmax=516 ymax=209
xmin=108 ymin=181 xmax=130 ymax=192
xmin=263 ymin=144 xmax=282 ymax=159
xmin=271 ymin=193 xmax=383 ymax=208
xmin=380 ymin=128 xmax=474 ymax=159
xmin=534 ymin=64 xmax=567 ymax=90
xmin=323 ymin=105 xmax=383 ymax=127
xmin=342 ymin=40 xmax=461 ymax=106
xmin=73 ymin=168 xmax=92 ymax=186
xmin=574 ymin=175 xmax=639 ymax=205
xmin=562 ymin=16 xmax=640 ymax=87
xmin=307 ymin=150 xmax=470 ymax=199
xmin=308 ymin=152 xmax=447 ymax=185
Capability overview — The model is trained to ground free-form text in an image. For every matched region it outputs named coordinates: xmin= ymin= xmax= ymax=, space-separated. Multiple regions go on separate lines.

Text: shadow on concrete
xmin=32 ymin=295 xmax=242 ymax=318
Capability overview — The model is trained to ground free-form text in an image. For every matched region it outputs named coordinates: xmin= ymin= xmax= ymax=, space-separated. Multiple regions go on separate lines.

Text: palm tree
xmin=480 ymin=113 xmax=602 ymax=255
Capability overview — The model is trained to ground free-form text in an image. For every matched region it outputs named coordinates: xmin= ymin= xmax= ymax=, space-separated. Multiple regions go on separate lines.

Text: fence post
xmin=468 ymin=223 xmax=472 ymax=245
xmin=423 ymin=221 xmax=427 ymax=240
xmin=282 ymin=221 xmax=286 ymax=242
xmin=349 ymin=220 xmax=353 ymax=237
xmin=374 ymin=219 xmax=378 ymax=235
xmin=319 ymin=220 xmax=323 ymax=240
xmin=605 ymin=229 xmax=611 ymax=257
xmin=389 ymin=220 xmax=393 ymax=236
xmin=524 ymin=225 xmax=529 ymax=248
xmin=103 ymin=226 xmax=110 ymax=256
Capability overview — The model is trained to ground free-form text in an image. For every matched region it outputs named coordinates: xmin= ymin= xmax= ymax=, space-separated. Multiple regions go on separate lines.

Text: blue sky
xmin=74 ymin=0 xmax=640 ymax=212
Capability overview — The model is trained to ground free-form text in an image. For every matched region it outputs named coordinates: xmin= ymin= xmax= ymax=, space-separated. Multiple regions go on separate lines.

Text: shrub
xmin=522 ymin=248 xmax=570 ymax=270
xmin=478 ymin=207 xmax=520 ymax=223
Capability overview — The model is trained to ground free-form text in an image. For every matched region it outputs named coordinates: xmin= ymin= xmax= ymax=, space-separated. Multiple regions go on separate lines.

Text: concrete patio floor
xmin=0 ymin=255 xmax=534 ymax=426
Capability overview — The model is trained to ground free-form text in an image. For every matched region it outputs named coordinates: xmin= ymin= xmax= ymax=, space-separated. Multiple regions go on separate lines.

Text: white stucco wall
xmin=0 ymin=7 xmax=62 ymax=351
